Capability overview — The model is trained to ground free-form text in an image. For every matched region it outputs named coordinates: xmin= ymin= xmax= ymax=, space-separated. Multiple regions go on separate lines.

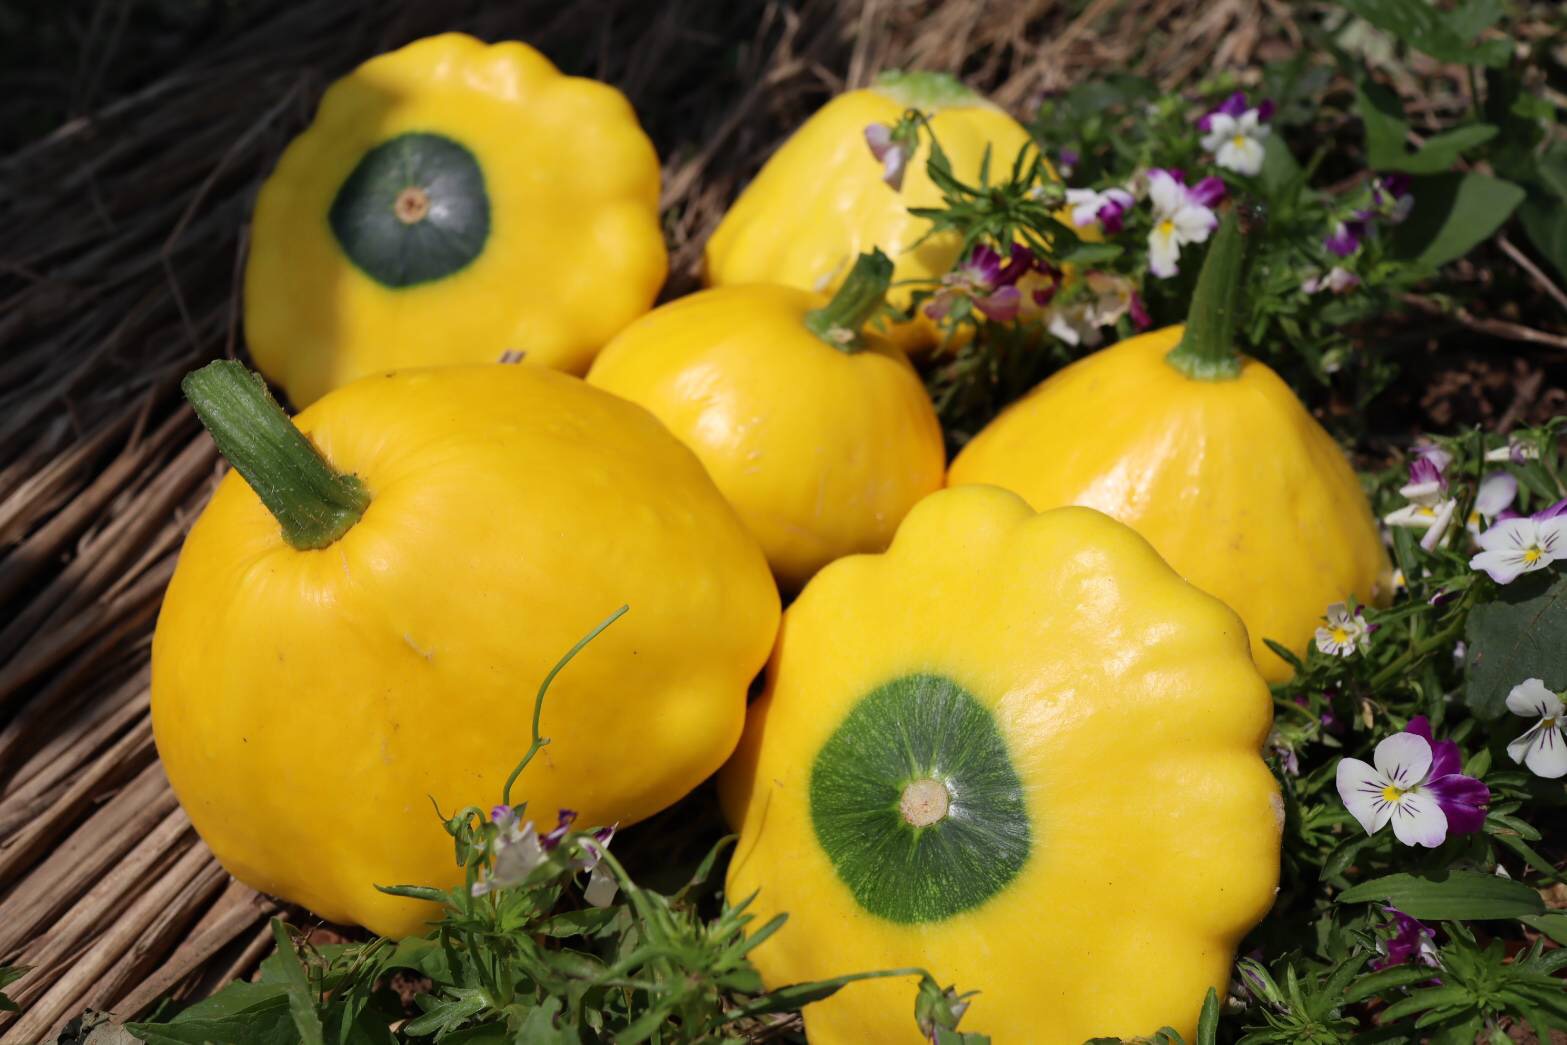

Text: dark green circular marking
xmin=327 ymin=132 xmax=490 ymax=289
xmin=809 ymin=673 xmax=1031 ymax=924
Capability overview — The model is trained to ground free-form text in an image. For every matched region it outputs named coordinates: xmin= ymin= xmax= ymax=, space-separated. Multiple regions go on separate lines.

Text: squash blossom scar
xmin=899 ymin=777 xmax=950 ymax=827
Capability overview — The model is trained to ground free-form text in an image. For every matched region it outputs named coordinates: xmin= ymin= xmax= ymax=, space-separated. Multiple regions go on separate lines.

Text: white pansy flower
xmin=1504 ymin=678 xmax=1567 ymax=779
xmin=1467 ymin=471 xmax=1517 ymax=536
xmin=1335 ymin=733 xmax=1448 ymax=847
xmin=1145 ymin=169 xmax=1223 ymax=279
xmin=1315 ymin=602 xmax=1370 ymax=657
xmin=1201 ymin=109 xmax=1271 ymax=176
xmin=1470 ymin=515 xmax=1567 ymax=584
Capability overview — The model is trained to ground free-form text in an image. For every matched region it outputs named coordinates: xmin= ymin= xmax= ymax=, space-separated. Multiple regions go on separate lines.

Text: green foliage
xmin=1337 ymin=871 xmax=1546 ymax=920
xmin=1466 ymin=572 xmax=1567 ymax=718
xmin=0 ymin=966 xmax=26 ymax=1015
xmin=126 ymin=612 xmax=989 ymax=1045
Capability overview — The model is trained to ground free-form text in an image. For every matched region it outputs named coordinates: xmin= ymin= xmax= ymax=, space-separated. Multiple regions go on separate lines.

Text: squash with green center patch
xmin=245 ymin=33 xmax=666 ymax=406
xmin=719 ymin=484 xmax=1282 ymax=1043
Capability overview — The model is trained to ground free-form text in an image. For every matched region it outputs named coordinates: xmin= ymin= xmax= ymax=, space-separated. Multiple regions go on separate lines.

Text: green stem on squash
xmin=873 ymin=70 xmax=988 ymax=111
xmin=181 ymin=360 xmax=370 ymax=550
xmin=803 ymin=250 xmax=894 ymax=353
xmin=1164 ymin=202 xmax=1263 ymax=382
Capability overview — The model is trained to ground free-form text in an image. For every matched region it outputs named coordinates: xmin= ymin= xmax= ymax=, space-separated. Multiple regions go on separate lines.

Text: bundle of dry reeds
xmin=6 ymin=1 xmax=1543 ymax=1040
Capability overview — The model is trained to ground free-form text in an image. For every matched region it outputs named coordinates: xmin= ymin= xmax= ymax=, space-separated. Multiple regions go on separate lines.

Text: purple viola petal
xmin=1187 ymin=175 xmax=1227 ymax=209
xmin=1097 ymin=198 xmax=1129 ymax=233
xmin=1256 ymin=99 xmax=1276 ymax=122
xmin=1408 ymin=456 xmax=1446 ymax=490
xmin=1199 ymin=91 xmax=1249 ymax=131
xmin=1324 ymin=221 xmax=1362 ymax=257
xmin=974 ymin=285 xmax=1022 ymax=323
xmin=540 ymin=808 xmax=577 ymax=850
xmin=1405 ymin=716 xmax=1435 ymax=746
xmin=1129 ymin=291 xmax=1151 ymax=330
xmin=1379 ymin=173 xmax=1412 ymax=199
xmin=490 ymin=804 xmax=513 ymax=825
xmin=1058 ymin=147 xmax=1080 ymax=169
xmin=1425 ymin=772 xmax=1490 ymax=835
xmin=1533 ymin=497 xmax=1567 ymax=520
xmin=996 ymin=243 xmax=1036 ymax=287
xmin=1426 ymin=735 xmax=1463 ymax=781
xmin=1375 ymin=906 xmax=1436 ymax=969
xmin=960 ymin=244 xmax=1004 ymax=288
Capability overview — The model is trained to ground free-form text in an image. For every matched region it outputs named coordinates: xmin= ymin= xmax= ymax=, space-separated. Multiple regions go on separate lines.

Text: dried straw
xmin=1 ymin=1 xmax=1550 ymax=1040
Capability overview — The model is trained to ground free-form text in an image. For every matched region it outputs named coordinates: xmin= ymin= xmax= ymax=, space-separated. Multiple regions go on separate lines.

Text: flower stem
xmin=181 ymin=361 xmax=370 ymax=550
xmin=803 ymin=250 xmax=894 ymax=353
xmin=501 ymin=605 xmax=629 ymax=808
xmin=1164 ymin=203 xmax=1263 ymax=382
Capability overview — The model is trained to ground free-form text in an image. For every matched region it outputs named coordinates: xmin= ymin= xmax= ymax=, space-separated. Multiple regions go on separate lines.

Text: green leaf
xmin=1356 ymin=85 xmax=1498 ymax=175
xmin=1518 ymin=199 xmax=1567 ymax=285
xmin=1195 ymin=988 xmax=1219 ymax=1045
xmin=1346 ymin=964 xmax=1440 ymax=1003
xmin=0 ymin=965 xmax=26 ymax=1014
xmin=1336 ymin=0 xmax=1511 ymax=66
xmin=269 ymin=921 xmax=326 ymax=1045
xmin=127 ymin=998 xmax=299 ymax=1045
xmin=1520 ymin=913 xmax=1567 ymax=947
xmin=1259 ymin=135 xmax=1303 ymax=197
xmin=1378 ymin=984 xmax=1473 ymax=1023
xmin=1337 ymin=870 xmax=1546 ymax=919
xmin=1464 ymin=572 xmax=1567 ymax=718
xmin=1390 ymin=172 xmax=1524 ymax=270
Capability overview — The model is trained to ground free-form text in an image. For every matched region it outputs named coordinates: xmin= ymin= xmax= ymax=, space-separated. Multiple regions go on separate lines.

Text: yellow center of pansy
xmin=1524 ymin=546 xmax=1543 ymax=564
xmin=1381 ymin=784 xmax=1406 ymax=803
xmin=1331 ymin=627 xmax=1349 ymax=645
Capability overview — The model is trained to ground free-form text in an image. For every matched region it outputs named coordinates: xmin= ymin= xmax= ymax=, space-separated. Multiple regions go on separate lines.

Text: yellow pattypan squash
xmin=587 ymin=252 xmax=945 ymax=590
xmin=950 ymin=210 xmax=1391 ymax=681
xmin=244 ymin=33 xmax=666 ymax=407
xmin=719 ymin=484 xmax=1281 ymax=1043
xmin=704 ymin=71 xmax=1038 ymax=349
xmin=152 ymin=362 xmax=777 ymax=938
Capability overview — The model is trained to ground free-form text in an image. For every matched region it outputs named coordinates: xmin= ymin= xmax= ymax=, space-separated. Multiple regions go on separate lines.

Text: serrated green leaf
xmin=1390 ymin=172 xmax=1524 ymax=270
xmin=1337 ymin=870 xmax=1546 ymax=919
xmin=268 ymin=921 xmax=325 ymax=1045
xmin=1465 ymin=572 xmax=1567 ymax=718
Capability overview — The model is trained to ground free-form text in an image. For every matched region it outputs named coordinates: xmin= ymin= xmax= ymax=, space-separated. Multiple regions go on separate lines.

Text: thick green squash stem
xmin=804 ymin=249 xmax=895 ymax=353
xmin=1164 ymin=202 xmax=1263 ymax=381
xmin=182 ymin=361 xmax=370 ymax=550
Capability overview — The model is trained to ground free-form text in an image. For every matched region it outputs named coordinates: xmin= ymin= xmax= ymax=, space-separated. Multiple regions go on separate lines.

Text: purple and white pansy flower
xmin=1470 ymin=511 xmax=1567 ymax=584
xmin=1371 ymin=174 xmax=1415 ymax=224
xmin=473 ymin=805 xmax=549 ymax=896
xmin=1302 ymin=266 xmax=1360 ymax=295
xmin=1335 ymin=716 xmax=1489 ymax=848
xmin=472 ymin=806 xmax=620 ymax=904
xmin=926 ymin=243 xmax=1036 ymax=323
xmin=1145 ymin=169 xmax=1224 ymax=278
xmin=1374 ymin=906 xmax=1440 ymax=970
xmin=1197 ymin=92 xmax=1274 ymax=177
xmin=863 ymin=122 xmax=913 ymax=191
xmin=1504 ymin=678 xmax=1567 ymax=779
xmin=1384 ymin=453 xmax=1459 ymax=552
xmin=1065 ymin=186 xmax=1135 ymax=234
